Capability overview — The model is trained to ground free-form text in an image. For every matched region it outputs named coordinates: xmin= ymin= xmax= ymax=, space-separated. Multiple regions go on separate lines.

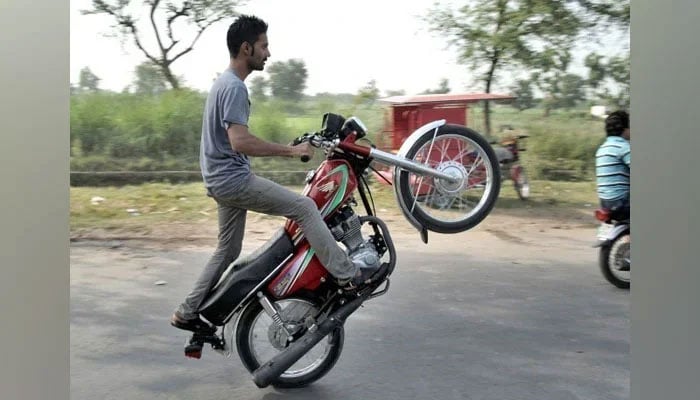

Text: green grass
xmin=70 ymin=183 xmax=218 ymax=231
xmin=493 ymin=179 xmax=598 ymax=208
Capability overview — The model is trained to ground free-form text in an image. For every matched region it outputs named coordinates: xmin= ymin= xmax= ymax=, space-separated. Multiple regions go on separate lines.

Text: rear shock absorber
xmin=257 ymin=292 xmax=291 ymax=335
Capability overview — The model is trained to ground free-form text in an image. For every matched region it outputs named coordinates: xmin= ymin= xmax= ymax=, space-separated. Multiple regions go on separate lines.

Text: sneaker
xmin=170 ymin=311 xmax=216 ymax=335
xmin=350 ymin=246 xmax=381 ymax=271
xmin=335 ymin=267 xmax=376 ymax=289
xmin=336 ymin=247 xmax=381 ymax=287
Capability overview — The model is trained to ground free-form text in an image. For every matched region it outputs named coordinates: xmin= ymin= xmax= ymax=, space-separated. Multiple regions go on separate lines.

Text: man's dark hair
xmin=227 ymin=15 xmax=268 ymax=58
xmin=605 ymin=110 xmax=630 ymax=136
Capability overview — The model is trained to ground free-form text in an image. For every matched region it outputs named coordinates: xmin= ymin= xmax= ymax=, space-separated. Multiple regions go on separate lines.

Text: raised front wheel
xmin=395 ymin=124 xmax=501 ymax=233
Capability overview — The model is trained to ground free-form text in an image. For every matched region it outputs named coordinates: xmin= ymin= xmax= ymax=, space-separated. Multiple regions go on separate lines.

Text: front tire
xmin=396 ymin=124 xmax=501 ymax=233
xmin=235 ymin=297 xmax=344 ymax=388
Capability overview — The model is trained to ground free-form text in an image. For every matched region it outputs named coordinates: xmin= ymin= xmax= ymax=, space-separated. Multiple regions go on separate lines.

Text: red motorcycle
xmin=184 ymin=113 xmax=501 ymax=388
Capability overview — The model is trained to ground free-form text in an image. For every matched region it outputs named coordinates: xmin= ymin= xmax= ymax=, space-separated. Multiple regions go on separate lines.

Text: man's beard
xmin=249 ymin=59 xmax=265 ymax=71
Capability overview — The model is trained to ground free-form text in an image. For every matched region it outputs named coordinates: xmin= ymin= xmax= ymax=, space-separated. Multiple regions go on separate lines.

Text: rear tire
xmin=235 ymin=297 xmax=344 ymax=388
xmin=599 ymin=233 xmax=630 ymax=289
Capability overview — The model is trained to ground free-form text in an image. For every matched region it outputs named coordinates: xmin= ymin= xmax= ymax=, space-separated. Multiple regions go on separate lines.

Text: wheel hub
xmin=435 ymin=161 xmax=468 ymax=194
xmin=267 ymin=322 xmax=305 ymax=350
xmin=267 ymin=325 xmax=291 ymax=350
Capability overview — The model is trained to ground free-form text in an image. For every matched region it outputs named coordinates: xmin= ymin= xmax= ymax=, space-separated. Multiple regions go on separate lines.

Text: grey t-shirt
xmin=199 ymin=68 xmax=252 ymax=198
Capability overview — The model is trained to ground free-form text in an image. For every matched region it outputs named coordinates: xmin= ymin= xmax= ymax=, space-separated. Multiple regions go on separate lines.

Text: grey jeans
xmin=176 ymin=174 xmax=355 ymax=319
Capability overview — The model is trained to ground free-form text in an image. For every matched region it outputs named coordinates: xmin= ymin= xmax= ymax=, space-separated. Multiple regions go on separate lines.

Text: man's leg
xmin=174 ymin=201 xmax=247 ymax=323
xmin=231 ymin=174 xmax=357 ymax=280
xmin=619 ymin=196 xmax=630 ymax=220
xmin=601 ymin=196 xmax=630 ymax=221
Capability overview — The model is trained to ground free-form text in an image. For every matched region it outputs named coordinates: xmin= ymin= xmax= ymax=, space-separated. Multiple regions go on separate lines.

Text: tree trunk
xmin=484 ymin=100 xmax=491 ymax=137
xmin=483 ymin=54 xmax=499 ymax=137
xmin=161 ymin=63 xmax=180 ymax=90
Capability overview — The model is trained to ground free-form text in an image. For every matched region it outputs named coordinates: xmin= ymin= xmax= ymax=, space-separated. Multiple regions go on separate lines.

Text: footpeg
xmin=184 ymin=332 xmax=226 ymax=359
xmin=185 ymin=342 xmax=203 ymax=359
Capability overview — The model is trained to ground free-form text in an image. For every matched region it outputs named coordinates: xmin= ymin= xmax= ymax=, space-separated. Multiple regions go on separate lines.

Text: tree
xmin=584 ymin=53 xmax=607 ymax=89
xmin=267 ymin=59 xmax=308 ymax=101
xmin=556 ymin=73 xmax=587 ymax=108
xmin=510 ymin=80 xmax=535 ymax=111
xmin=79 ymin=67 xmax=101 ymax=92
xmin=575 ymin=0 xmax=630 ymax=28
xmin=82 ymin=0 xmax=244 ymax=90
xmin=249 ymin=76 xmax=269 ymax=102
xmin=133 ymin=61 xmax=168 ymax=95
xmin=355 ymin=79 xmax=380 ymax=105
xmin=426 ymin=0 xmax=584 ymax=135
xmin=585 ymin=51 xmax=629 ymax=109
xmin=384 ymin=89 xmax=406 ymax=97
xmin=605 ymin=53 xmax=630 ymax=108
xmin=530 ymin=49 xmax=586 ymax=114
xmin=421 ymin=78 xmax=450 ymax=94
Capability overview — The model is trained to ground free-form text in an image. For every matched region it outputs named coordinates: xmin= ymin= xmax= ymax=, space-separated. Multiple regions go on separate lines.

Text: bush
xmin=70 ymin=89 xmax=205 ymax=161
xmin=248 ymin=100 xmax=293 ymax=143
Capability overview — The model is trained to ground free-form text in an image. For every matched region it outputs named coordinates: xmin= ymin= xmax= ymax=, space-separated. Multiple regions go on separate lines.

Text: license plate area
xmin=597 ymin=224 xmax=614 ymax=240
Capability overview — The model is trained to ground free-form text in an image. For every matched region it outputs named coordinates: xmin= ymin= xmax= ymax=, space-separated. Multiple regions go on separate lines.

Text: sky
xmin=70 ymin=0 xmax=628 ymax=96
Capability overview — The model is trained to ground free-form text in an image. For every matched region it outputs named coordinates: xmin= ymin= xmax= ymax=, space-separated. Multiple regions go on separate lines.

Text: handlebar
xmin=290 ymin=130 xmax=462 ymax=184
xmin=291 ymin=133 xmax=319 ymax=162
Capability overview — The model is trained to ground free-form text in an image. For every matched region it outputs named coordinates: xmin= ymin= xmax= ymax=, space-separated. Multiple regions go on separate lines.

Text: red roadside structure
xmin=375 ymin=92 xmax=516 ymax=153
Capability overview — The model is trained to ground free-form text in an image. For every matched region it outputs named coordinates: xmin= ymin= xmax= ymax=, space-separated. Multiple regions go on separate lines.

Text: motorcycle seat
xmin=594 ymin=208 xmax=629 ymax=224
xmin=198 ymin=228 xmax=294 ymax=326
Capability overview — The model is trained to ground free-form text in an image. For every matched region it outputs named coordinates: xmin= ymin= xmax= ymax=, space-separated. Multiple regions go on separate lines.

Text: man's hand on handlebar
xmin=291 ymin=141 xmax=314 ymax=162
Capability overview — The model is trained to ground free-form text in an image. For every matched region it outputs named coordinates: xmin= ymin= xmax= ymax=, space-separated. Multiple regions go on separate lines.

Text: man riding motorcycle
xmin=170 ymin=15 xmax=380 ymax=335
xmin=595 ymin=110 xmax=630 ymax=221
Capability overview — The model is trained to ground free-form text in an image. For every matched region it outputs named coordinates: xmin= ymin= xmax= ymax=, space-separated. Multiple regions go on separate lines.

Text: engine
xmin=327 ymin=206 xmax=379 ymax=268
xmin=328 ymin=206 xmax=365 ymax=251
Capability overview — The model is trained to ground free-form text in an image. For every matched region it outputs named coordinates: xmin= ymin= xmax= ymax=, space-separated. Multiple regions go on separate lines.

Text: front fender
xmin=395 ymin=119 xmax=447 ymax=159
xmin=392 ymin=119 xmax=447 ymax=236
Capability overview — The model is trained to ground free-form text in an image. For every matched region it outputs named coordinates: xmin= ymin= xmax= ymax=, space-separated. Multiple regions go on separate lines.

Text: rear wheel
xmin=236 ymin=297 xmax=344 ymax=388
xmin=512 ymin=165 xmax=530 ymax=200
xmin=395 ymin=124 xmax=500 ymax=233
xmin=599 ymin=233 xmax=630 ymax=289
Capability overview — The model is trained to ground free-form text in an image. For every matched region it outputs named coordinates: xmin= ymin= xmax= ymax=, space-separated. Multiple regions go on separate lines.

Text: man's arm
xmin=227 ymin=123 xmax=313 ymax=158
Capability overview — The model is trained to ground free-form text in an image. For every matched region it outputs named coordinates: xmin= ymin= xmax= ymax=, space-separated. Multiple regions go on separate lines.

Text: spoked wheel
xmin=599 ymin=234 xmax=630 ymax=289
xmin=236 ymin=297 xmax=344 ymax=388
xmin=511 ymin=165 xmax=530 ymax=200
xmin=395 ymin=124 xmax=501 ymax=233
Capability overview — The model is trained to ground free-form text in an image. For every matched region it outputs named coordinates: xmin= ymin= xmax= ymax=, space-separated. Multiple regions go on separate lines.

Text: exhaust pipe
xmin=251 ymin=295 xmax=364 ymax=388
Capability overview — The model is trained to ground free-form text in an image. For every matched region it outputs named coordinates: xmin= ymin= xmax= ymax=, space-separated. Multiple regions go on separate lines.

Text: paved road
xmin=70 ymin=226 xmax=629 ymax=400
